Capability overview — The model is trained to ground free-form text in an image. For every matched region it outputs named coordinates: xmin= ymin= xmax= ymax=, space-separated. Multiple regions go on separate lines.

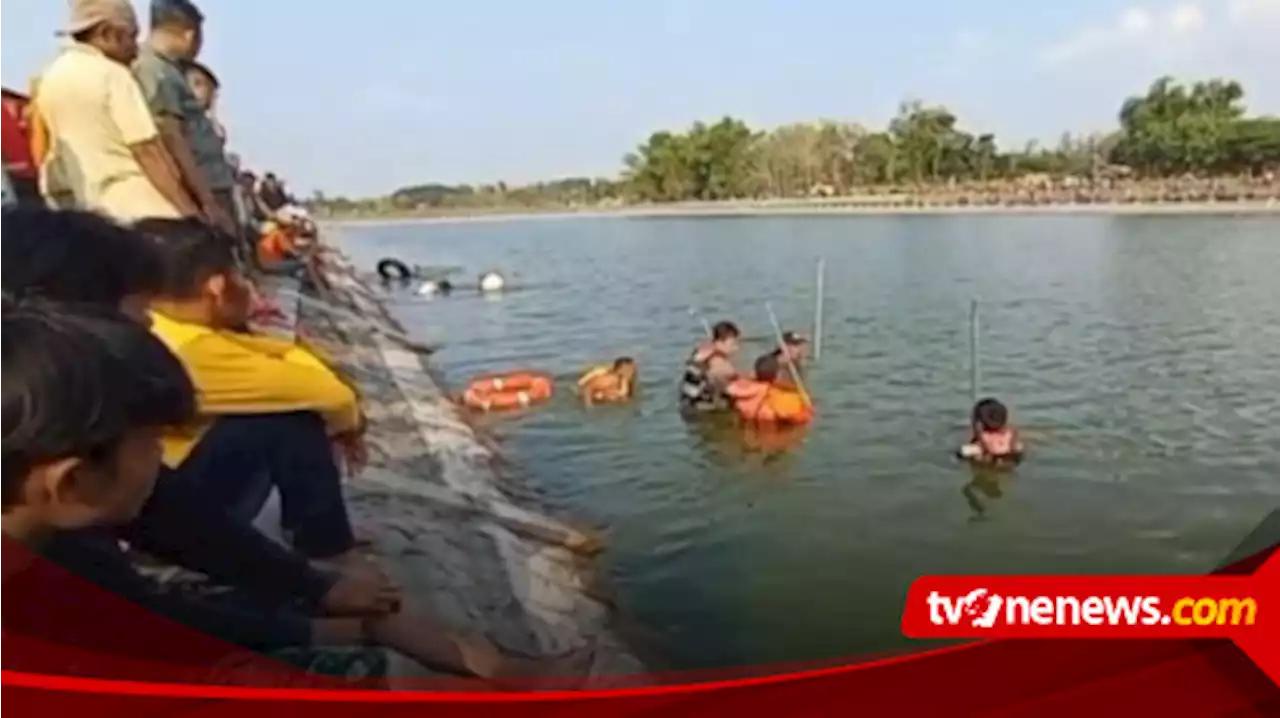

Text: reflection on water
xmin=338 ymin=214 xmax=1280 ymax=670
xmin=681 ymin=413 xmax=811 ymax=477
xmin=962 ymin=464 xmax=1012 ymax=521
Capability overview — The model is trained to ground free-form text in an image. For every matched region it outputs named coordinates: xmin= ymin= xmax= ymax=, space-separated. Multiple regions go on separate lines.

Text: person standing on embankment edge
xmin=184 ymin=59 xmax=226 ymax=143
xmin=32 ymin=0 xmax=200 ymax=220
xmin=132 ymin=0 xmax=239 ymax=240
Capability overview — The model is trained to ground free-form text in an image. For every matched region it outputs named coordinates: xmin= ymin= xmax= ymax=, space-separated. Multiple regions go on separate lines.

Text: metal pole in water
xmin=969 ymin=297 xmax=980 ymax=404
xmin=813 ymin=257 xmax=826 ymax=362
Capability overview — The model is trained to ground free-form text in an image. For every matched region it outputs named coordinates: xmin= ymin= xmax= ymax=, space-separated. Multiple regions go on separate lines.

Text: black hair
xmin=613 ymin=356 xmax=636 ymax=370
xmin=712 ymin=321 xmax=740 ymax=342
xmin=150 ymin=0 xmax=204 ymax=29
xmin=2 ymin=299 xmax=195 ymax=508
xmin=132 ymin=218 xmax=237 ymax=299
xmin=754 ymin=353 xmax=780 ymax=382
xmin=972 ymin=398 xmax=1009 ymax=431
xmin=2 ymin=207 xmax=163 ymax=306
xmin=184 ymin=59 xmax=219 ymax=89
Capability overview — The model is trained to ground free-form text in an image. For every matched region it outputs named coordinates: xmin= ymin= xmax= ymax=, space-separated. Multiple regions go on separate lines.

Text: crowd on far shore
xmin=2 ymin=0 xmax=584 ymax=687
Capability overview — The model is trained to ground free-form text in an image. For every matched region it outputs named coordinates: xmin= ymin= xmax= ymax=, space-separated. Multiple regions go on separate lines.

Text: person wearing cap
xmin=765 ymin=331 xmax=809 ymax=390
xmin=33 ymin=0 xmax=199 ymax=221
xmin=132 ymin=0 xmax=238 ymax=239
xmin=183 ymin=59 xmax=225 ymax=142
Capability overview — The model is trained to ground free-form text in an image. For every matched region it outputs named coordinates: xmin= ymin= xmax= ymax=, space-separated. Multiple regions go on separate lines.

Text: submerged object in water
xmin=416 ymin=279 xmax=454 ymax=296
xmin=377 ymin=257 xmax=413 ymax=281
xmin=462 ymin=372 xmax=553 ymax=411
xmin=479 ymin=271 xmax=506 ymax=292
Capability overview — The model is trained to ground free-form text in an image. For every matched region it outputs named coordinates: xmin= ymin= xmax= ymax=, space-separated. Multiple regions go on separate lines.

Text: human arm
xmin=107 ymin=65 xmax=199 ymax=216
xmin=706 ymin=355 xmax=739 ymax=388
xmin=156 ymin=114 xmax=233 ymax=230
xmin=40 ymin=530 xmax=313 ymax=651
xmin=178 ymin=332 xmax=363 ymax=435
xmin=576 ymin=367 xmax=608 ymax=404
xmin=724 ymin=378 xmax=765 ymax=400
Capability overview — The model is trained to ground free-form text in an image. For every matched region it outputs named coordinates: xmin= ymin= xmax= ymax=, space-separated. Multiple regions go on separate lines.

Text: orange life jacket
xmin=257 ymin=223 xmax=294 ymax=265
xmin=729 ymin=380 xmax=813 ymax=425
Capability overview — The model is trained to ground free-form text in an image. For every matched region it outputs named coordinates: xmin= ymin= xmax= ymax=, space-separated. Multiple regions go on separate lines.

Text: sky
xmin=3 ymin=0 xmax=1278 ymax=196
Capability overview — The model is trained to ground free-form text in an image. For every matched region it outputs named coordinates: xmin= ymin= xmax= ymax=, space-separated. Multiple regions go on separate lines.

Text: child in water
xmin=959 ymin=397 xmax=1024 ymax=465
xmin=577 ymin=357 xmax=638 ymax=404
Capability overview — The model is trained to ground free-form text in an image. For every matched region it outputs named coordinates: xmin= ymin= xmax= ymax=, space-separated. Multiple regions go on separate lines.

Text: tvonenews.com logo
xmin=926 ymin=589 xmax=1258 ymax=629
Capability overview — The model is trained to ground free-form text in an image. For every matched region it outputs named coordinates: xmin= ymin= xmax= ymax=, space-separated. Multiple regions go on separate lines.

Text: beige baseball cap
xmin=58 ymin=0 xmax=137 ymax=36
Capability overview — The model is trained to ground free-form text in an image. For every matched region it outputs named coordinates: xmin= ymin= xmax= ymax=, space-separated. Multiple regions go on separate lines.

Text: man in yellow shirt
xmin=136 ymin=217 xmax=367 ymax=569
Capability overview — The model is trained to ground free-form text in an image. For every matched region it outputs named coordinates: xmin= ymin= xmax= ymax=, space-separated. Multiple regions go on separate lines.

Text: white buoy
xmin=479 ymin=272 xmax=506 ymax=292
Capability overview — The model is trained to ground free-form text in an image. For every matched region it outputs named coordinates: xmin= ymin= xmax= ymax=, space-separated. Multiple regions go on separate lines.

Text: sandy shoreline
xmin=320 ymin=199 xmax=1280 ymax=229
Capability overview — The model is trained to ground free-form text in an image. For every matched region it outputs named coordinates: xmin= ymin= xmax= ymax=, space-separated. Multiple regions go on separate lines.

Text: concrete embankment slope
xmin=273 ymin=251 xmax=644 ymax=682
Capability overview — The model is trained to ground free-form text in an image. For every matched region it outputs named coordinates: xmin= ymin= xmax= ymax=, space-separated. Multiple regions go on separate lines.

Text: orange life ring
xmin=462 ymin=372 xmax=554 ymax=411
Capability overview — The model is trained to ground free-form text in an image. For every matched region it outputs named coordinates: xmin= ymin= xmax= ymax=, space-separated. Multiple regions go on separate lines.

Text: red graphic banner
xmin=3 ymin=541 xmax=1278 ymax=715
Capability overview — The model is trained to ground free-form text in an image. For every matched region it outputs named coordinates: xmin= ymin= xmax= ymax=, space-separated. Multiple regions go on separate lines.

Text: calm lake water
xmin=338 ymin=214 xmax=1280 ymax=670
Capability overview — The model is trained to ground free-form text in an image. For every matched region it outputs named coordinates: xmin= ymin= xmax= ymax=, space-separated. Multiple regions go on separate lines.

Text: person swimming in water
xmin=725 ymin=353 xmax=813 ymax=425
xmin=959 ymin=397 xmax=1024 ymax=465
xmin=577 ymin=357 xmax=638 ymax=405
xmin=679 ymin=321 xmax=741 ymax=412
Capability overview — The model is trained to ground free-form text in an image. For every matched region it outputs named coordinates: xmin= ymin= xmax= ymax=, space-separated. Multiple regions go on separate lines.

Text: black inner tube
xmin=376 ymin=258 xmax=412 ymax=281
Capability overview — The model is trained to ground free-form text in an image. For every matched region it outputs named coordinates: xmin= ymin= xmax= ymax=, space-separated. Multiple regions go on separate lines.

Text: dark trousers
xmin=165 ymin=412 xmax=354 ymax=559
xmin=213 ymin=188 xmax=260 ymax=274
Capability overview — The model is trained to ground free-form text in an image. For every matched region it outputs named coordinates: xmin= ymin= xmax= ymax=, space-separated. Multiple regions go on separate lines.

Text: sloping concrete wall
xmin=274 ymin=254 xmax=645 ymax=683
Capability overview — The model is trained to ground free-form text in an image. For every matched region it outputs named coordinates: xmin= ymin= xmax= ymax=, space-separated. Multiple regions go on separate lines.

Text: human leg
xmin=167 ymin=412 xmax=356 ymax=560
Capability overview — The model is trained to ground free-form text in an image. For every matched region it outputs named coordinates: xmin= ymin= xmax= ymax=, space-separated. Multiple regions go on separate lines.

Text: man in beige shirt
xmin=35 ymin=0 xmax=199 ymax=222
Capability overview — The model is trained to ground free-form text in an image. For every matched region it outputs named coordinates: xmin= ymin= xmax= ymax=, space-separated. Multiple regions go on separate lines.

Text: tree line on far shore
xmin=312 ymin=76 xmax=1280 ymax=214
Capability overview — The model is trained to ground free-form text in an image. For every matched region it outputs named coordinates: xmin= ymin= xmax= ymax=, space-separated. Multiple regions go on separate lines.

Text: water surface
xmin=339 ymin=214 xmax=1280 ymax=670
